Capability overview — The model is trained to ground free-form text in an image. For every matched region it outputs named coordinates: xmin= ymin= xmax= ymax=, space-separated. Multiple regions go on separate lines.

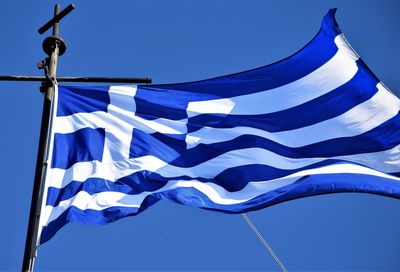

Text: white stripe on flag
xmin=186 ymin=83 xmax=400 ymax=148
xmin=42 ymin=162 xmax=400 ymax=227
xmin=53 ymin=110 xmax=187 ymax=135
xmin=46 ymin=144 xmax=400 ymax=190
xmin=187 ymin=36 xmax=358 ymax=117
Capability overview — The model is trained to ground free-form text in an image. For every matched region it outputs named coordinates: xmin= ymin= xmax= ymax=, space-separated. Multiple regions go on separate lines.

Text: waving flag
xmin=38 ymin=9 xmax=400 ymax=244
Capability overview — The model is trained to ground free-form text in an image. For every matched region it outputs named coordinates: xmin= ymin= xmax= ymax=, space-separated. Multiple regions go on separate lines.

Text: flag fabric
xmin=38 ymin=9 xmax=400 ymax=244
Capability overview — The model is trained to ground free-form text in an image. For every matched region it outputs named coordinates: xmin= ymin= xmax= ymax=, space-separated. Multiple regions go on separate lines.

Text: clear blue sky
xmin=0 ymin=0 xmax=399 ymax=271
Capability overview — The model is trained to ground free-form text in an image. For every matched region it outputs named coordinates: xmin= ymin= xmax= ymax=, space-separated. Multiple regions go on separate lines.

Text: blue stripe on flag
xmin=41 ymin=170 xmax=400 ymax=244
xmin=170 ymin=113 xmax=400 ymax=167
xmin=134 ymin=10 xmax=340 ymax=121
xmin=46 ymin=159 xmax=368 ymax=207
xmin=51 ymin=128 xmax=106 ymax=169
xmin=156 ymin=172 xmax=400 ymax=213
xmin=40 ymin=195 xmax=160 ymax=244
xmin=57 ymin=86 xmax=110 ymax=117
xmin=187 ymin=60 xmax=378 ymax=133
xmin=129 ymin=128 xmax=182 ymax=162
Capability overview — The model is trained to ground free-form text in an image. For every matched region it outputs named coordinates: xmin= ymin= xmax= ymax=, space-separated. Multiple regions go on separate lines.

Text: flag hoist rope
xmin=241 ymin=213 xmax=288 ymax=272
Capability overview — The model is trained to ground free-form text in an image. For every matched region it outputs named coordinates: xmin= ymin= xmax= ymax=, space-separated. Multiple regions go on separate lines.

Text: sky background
xmin=0 ymin=0 xmax=399 ymax=271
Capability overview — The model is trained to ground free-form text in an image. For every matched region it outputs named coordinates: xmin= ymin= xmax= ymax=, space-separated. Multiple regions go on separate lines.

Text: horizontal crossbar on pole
xmin=0 ymin=75 xmax=152 ymax=84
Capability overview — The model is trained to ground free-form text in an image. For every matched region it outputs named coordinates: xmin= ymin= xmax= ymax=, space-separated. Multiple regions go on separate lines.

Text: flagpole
xmin=22 ymin=4 xmax=72 ymax=271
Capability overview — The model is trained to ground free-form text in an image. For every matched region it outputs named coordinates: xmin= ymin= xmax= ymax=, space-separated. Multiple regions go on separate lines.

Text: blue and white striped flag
xmin=38 ymin=9 xmax=400 ymax=244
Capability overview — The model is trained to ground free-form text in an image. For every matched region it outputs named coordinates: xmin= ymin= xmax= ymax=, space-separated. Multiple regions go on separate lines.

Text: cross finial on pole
xmin=38 ymin=4 xmax=75 ymax=35
xmin=0 ymin=2 xmax=151 ymax=85
xmin=39 ymin=4 xmax=75 ymax=57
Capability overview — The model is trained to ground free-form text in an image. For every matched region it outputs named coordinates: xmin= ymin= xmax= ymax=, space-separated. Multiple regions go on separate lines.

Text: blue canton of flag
xmin=38 ymin=9 xmax=400 ymax=244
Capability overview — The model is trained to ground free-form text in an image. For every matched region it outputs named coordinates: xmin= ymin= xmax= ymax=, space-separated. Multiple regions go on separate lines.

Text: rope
xmin=241 ymin=213 xmax=288 ymax=272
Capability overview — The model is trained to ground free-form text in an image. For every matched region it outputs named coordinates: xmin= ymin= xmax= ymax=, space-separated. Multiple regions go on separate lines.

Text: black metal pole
xmin=22 ymin=5 xmax=63 ymax=272
xmin=22 ymin=4 xmax=151 ymax=269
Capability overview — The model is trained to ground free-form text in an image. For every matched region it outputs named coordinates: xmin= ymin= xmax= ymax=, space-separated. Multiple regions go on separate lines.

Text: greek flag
xmin=38 ymin=9 xmax=400 ymax=244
